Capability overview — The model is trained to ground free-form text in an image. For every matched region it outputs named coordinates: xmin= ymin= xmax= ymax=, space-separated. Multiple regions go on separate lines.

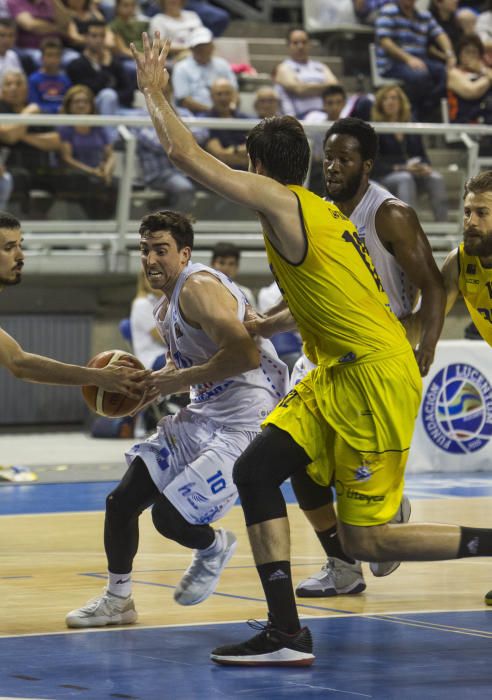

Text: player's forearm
xmin=416 ymin=284 xmax=446 ymax=351
xmin=9 ymin=352 xmax=98 ymax=385
xmin=259 ymin=308 xmax=297 ymax=337
xmin=179 ymin=342 xmax=260 ymax=390
xmin=144 ymin=87 xmax=197 ymax=165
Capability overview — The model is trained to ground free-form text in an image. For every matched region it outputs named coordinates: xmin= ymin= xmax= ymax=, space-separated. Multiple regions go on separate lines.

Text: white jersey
xmin=154 ymin=262 xmax=288 ymax=429
xmin=293 ymin=184 xmax=419 ymax=385
xmin=349 ymin=182 xmax=418 ymax=319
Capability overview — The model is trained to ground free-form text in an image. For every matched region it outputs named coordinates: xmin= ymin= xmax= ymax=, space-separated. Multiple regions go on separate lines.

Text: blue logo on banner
xmin=422 ymin=363 xmax=492 ymax=454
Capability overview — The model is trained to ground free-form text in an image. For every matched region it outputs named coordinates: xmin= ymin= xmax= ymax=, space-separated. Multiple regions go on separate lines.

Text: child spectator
xmin=110 ymin=0 xmax=148 ymax=59
xmin=28 ymin=37 xmax=71 ymax=112
xmin=149 ymin=0 xmax=202 ymax=61
xmin=0 ymin=19 xmax=23 ymax=83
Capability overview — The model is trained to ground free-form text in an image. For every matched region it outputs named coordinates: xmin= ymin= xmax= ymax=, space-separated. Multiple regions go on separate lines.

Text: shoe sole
xmin=210 ymin=652 xmax=315 ymax=667
xmin=296 ymin=581 xmax=366 ymax=598
xmin=65 ymin=610 xmax=138 ymax=629
xmin=174 ymin=537 xmax=238 ymax=606
xmin=370 ymin=496 xmax=411 ymax=578
xmin=485 ymin=590 xmax=492 ymax=605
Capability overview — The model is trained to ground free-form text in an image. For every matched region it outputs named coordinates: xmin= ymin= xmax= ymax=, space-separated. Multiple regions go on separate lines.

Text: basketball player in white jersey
xmin=0 ymin=211 xmax=145 ymax=409
xmin=66 ymin=210 xmax=288 ymax=628
xmin=249 ymin=118 xmax=446 ymax=598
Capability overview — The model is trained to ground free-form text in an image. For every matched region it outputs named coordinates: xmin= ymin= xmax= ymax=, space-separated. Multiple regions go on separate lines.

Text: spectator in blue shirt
xmin=171 ymin=25 xmax=237 ymax=114
xmin=375 ymin=0 xmax=456 ymax=120
xmin=28 ymin=37 xmax=71 ymax=113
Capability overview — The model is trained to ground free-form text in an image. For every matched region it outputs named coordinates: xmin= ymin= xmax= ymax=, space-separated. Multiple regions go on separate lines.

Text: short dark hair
xmin=139 ymin=210 xmax=194 ymax=250
xmin=211 ymin=242 xmax=240 ymax=263
xmin=322 ymin=84 xmax=346 ymax=100
xmin=40 ymin=37 xmax=63 ymax=53
xmin=323 ymin=117 xmax=378 ymax=162
xmin=464 ymin=170 xmax=492 ymax=198
xmin=85 ymin=18 xmax=107 ymax=33
xmin=0 ymin=18 xmax=15 ymax=30
xmin=0 ymin=211 xmax=20 ymax=230
xmin=247 ymin=115 xmax=310 ymax=185
xmin=457 ymin=33 xmax=484 ymax=58
xmin=286 ymin=26 xmax=307 ymax=42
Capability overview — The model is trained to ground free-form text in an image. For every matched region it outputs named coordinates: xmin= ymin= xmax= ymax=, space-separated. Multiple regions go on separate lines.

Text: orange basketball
xmin=82 ymin=350 xmax=145 ymax=418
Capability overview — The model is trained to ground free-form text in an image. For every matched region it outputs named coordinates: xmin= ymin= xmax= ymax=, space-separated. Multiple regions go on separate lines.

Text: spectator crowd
xmin=0 ymin=0 xmax=490 ymax=220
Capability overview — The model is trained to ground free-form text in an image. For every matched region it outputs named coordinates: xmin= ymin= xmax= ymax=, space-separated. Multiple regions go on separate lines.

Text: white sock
xmin=108 ymin=571 xmax=132 ymax=598
xmin=199 ymin=529 xmax=223 ymax=557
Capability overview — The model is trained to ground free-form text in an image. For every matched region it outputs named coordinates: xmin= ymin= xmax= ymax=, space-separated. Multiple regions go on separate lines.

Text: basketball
xmin=82 ymin=350 xmax=145 ymax=417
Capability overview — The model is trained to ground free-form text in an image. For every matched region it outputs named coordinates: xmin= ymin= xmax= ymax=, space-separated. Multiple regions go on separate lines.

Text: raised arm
xmin=130 ymin=34 xmax=300 ymax=234
xmin=148 ymin=273 xmax=260 ymax=395
xmin=376 ymin=200 xmax=446 ymax=375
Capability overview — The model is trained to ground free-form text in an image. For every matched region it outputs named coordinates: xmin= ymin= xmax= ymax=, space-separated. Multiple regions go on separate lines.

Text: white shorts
xmin=125 ymin=408 xmax=257 ymax=525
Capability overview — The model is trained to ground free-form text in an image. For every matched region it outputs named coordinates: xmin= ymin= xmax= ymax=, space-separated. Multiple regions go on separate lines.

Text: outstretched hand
xmin=130 ymin=31 xmax=171 ymax=94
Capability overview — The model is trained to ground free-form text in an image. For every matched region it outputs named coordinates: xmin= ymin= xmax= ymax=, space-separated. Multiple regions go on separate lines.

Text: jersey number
xmin=207 ymin=470 xmax=227 ymax=494
xmin=342 ymin=230 xmax=384 ymax=293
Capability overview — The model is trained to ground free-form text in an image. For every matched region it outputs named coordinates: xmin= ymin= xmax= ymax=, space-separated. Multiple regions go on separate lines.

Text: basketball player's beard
xmin=0 ymin=272 xmax=22 ymax=286
xmin=463 ymin=229 xmax=492 ymax=258
xmin=327 ymin=171 xmax=363 ymax=204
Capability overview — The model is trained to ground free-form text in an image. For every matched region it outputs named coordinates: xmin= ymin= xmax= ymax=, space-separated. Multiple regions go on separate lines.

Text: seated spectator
xmin=6 ymin=0 xmax=77 ymax=67
xmin=371 ymin=84 xmax=448 ymax=221
xmin=171 ymin=25 xmax=237 ymax=114
xmin=130 ymin=269 xmax=165 ymax=370
xmin=203 ymin=78 xmax=249 ymax=169
xmin=210 ymin=242 xmax=255 ymax=306
xmin=64 ymin=0 xmax=115 ymax=51
xmin=185 ymin=0 xmax=229 ymax=36
xmin=110 ymin=0 xmax=148 ymax=60
xmin=447 ymin=34 xmax=492 ymax=123
xmin=430 ymin=0 xmax=463 ymax=56
xmin=0 ymin=161 xmax=12 ymax=209
xmin=274 ymin=27 xmax=338 ymax=119
xmin=475 ymin=7 xmax=492 ymax=66
xmin=0 ymin=18 xmax=23 ymax=83
xmin=353 ymin=0 xmax=388 ymax=24
xmin=0 ymin=69 xmax=60 ymax=214
xmin=133 ymin=117 xmax=195 ymax=212
xmin=66 ymin=18 xmax=136 ymax=115
xmin=28 ymin=37 xmax=71 ymax=112
xmin=253 ymin=85 xmax=281 ymax=119
xmin=375 ymin=0 xmax=456 ymax=120
xmin=57 ymin=84 xmax=118 ymax=218
xmin=149 ymin=0 xmax=203 ymax=61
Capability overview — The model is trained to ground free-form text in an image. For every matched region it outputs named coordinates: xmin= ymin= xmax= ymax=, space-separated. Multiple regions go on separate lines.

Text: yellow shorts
xmin=263 ymin=346 xmax=422 ymax=526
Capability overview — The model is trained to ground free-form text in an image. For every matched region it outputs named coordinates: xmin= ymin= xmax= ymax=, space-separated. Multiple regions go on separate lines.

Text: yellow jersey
xmin=458 ymin=243 xmax=492 ymax=346
xmin=263 ymin=185 xmax=408 ymax=367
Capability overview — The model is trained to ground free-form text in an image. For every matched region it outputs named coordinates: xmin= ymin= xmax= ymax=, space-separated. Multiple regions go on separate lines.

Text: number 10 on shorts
xmin=207 ymin=470 xmax=227 ymax=494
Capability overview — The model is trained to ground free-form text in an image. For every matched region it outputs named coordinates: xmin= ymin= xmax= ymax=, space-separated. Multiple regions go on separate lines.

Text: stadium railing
xmin=2 ymin=112 xmax=490 ymax=274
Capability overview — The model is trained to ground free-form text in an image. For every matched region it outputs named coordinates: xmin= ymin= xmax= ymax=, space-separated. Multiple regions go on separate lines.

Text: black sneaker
xmin=210 ymin=618 xmax=315 ymax=667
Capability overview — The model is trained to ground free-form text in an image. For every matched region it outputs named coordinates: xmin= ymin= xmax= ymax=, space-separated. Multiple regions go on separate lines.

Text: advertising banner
xmin=407 ymin=340 xmax=492 ymax=473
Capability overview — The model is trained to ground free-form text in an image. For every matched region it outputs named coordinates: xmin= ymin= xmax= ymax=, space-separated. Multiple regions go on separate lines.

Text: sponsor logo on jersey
xmin=422 ymin=363 xmax=492 ymax=454
xmin=355 ymin=465 xmax=372 ymax=482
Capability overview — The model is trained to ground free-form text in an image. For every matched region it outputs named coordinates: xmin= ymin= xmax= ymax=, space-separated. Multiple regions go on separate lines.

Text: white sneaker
xmin=369 ymin=495 xmax=411 ymax=577
xmin=296 ymin=557 xmax=366 ymax=597
xmin=174 ymin=529 xmax=237 ymax=606
xmin=65 ymin=589 xmax=138 ymax=628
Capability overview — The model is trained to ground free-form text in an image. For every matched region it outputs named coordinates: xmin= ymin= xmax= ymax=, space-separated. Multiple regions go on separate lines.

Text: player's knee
xmin=106 ymin=488 xmax=134 ymax=522
xmin=151 ymin=498 xmax=180 ymax=540
xmin=338 ymin=524 xmax=386 ymax=561
xmin=291 ymin=469 xmax=334 ymax=511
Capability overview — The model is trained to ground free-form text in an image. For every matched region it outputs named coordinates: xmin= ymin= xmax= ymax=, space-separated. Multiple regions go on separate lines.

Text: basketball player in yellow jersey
xmin=132 ymin=33 xmax=492 ymax=668
xmin=405 ymin=170 xmax=492 ymax=347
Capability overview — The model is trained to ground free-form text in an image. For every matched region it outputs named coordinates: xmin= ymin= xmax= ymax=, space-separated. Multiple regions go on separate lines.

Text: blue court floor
xmin=2 ymin=474 xmax=492 ymax=699
xmin=1 ymin=611 xmax=491 ymax=699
